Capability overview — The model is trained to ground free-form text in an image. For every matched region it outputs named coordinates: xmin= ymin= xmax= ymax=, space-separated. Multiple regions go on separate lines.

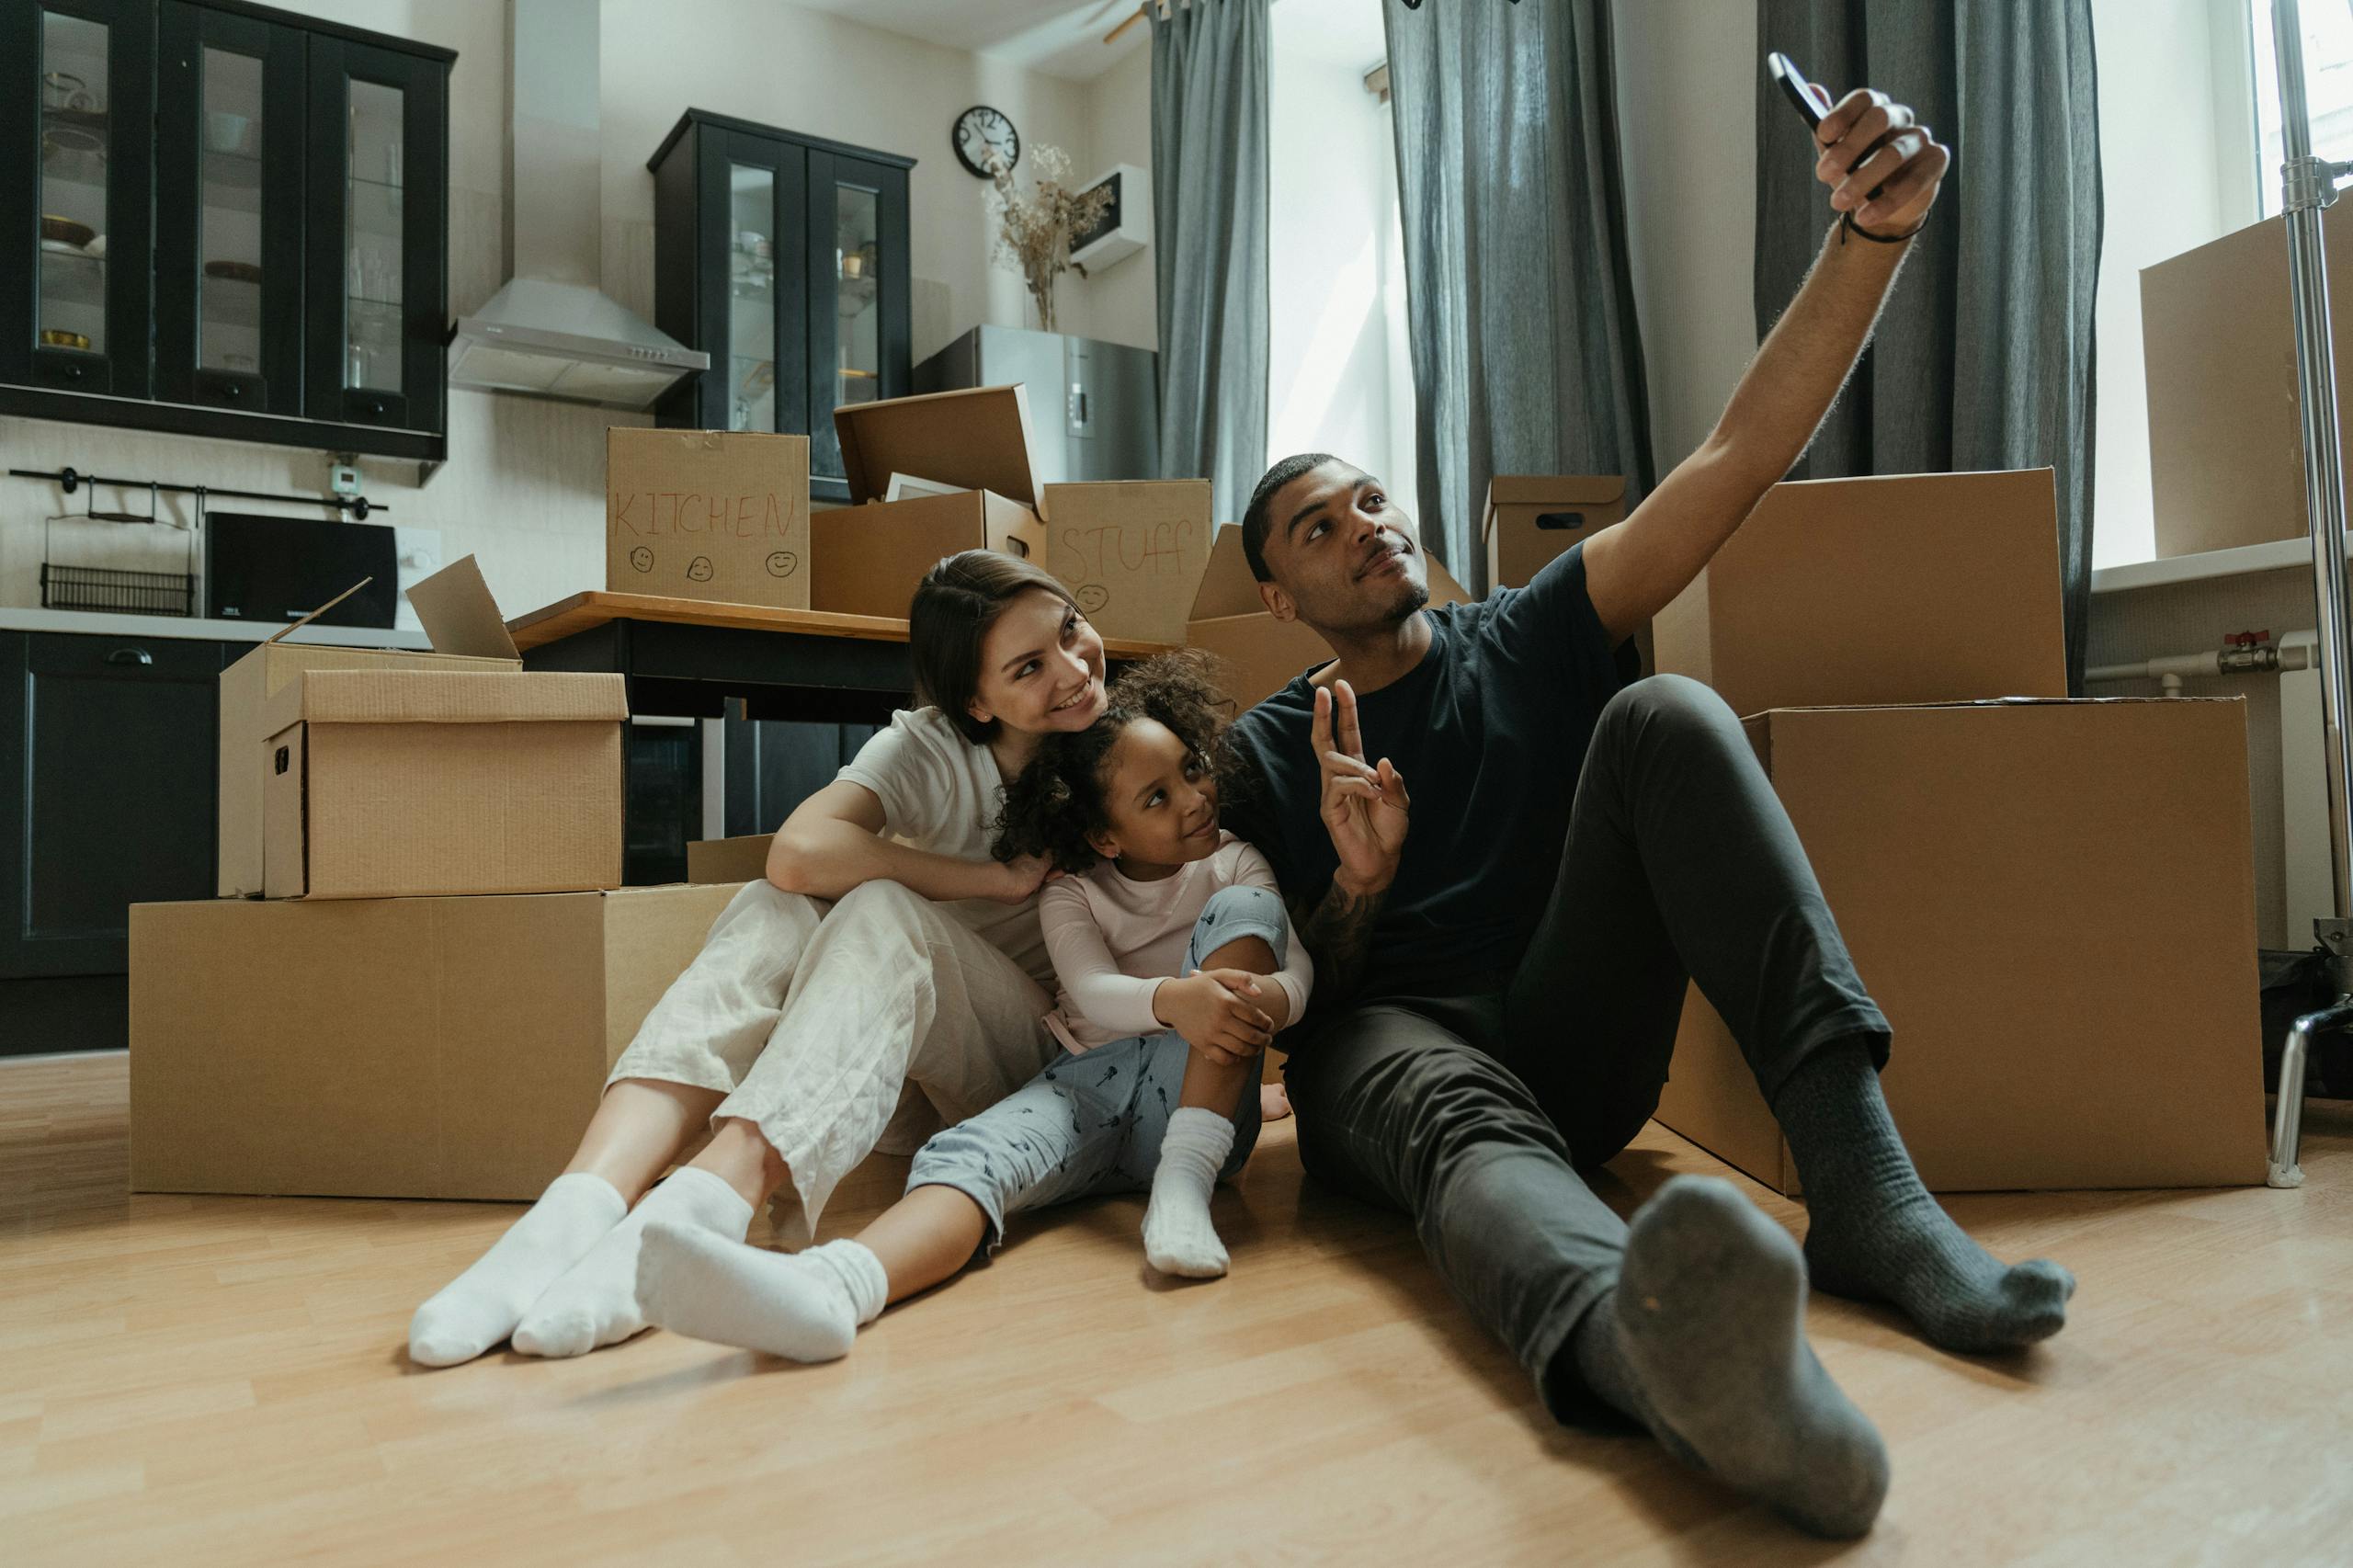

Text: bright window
xmin=2252 ymin=0 xmax=2353 ymax=214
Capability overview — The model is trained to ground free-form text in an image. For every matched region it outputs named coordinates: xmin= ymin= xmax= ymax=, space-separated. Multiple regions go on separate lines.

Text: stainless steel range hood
xmin=446 ymin=0 xmax=706 ymax=410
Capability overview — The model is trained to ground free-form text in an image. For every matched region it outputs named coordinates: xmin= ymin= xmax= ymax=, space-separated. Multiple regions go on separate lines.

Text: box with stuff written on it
xmin=1653 ymin=697 xmax=2267 ymax=1193
xmin=217 ymin=555 xmax=522 ymax=898
xmin=1041 ymin=479 xmax=1213 ymax=646
xmin=607 ymin=426 xmax=812 ymax=609
xmin=129 ymin=882 xmax=745 ymax=1200
xmin=821 ymin=386 xmax=1048 ymax=619
xmin=261 ymin=668 xmax=628 ymax=900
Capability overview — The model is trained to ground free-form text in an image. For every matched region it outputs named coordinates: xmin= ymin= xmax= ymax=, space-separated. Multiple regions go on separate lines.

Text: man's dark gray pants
xmin=1281 ymin=674 xmax=1892 ymax=1419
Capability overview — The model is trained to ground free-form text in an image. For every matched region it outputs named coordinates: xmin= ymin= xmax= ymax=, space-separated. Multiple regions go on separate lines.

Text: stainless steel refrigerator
xmin=914 ymin=325 xmax=1159 ymax=484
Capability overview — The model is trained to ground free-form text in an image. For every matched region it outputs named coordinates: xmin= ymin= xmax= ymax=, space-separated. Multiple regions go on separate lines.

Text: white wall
xmin=1267 ymin=0 xmax=1410 ymax=503
xmin=2 ymin=0 xmax=1158 ymax=619
xmin=1080 ymin=42 xmax=1159 ymax=352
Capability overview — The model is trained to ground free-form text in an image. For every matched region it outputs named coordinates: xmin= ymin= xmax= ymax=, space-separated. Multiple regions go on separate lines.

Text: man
xmin=1219 ymin=88 xmax=2067 ymax=1540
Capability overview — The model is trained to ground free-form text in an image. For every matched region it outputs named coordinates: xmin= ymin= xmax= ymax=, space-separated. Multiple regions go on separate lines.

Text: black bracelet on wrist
xmin=1840 ymin=209 xmax=1922 ymax=245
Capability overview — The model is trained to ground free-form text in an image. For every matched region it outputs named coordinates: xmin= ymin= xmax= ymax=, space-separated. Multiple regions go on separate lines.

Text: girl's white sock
xmin=638 ymin=1228 xmax=888 ymax=1363
xmin=1142 ymin=1107 xmax=1238 ymax=1278
xmin=510 ymin=1165 xmax=752 ymax=1358
xmin=408 ymin=1172 xmax=628 ymax=1367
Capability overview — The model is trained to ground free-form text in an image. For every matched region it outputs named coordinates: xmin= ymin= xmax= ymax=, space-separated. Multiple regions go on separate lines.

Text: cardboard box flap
xmin=1485 ymin=474 xmax=1627 ymax=515
xmin=1752 ymin=696 xmax=2236 ymax=716
xmin=1188 ymin=525 xmax=1472 ymax=620
xmin=834 ymin=386 xmax=1044 ymax=507
xmin=406 ymin=555 xmax=523 ymax=660
xmin=273 ymin=669 xmax=630 ymax=729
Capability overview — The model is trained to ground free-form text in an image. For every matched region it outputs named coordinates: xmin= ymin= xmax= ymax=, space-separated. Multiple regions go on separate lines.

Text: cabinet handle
xmin=368 ymin=399 xmax=385 ymax=417
xmin=222 ymin=382 xmax=243 ymax=401
xmin=63 ymin=363 xmax=84 ymax=381
xmin=107 ymin=648 xmax=153 ymax=666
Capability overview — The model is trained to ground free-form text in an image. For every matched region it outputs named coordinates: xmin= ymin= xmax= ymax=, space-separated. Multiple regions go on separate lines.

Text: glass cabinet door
xmin=699 ymin=127 xmax=806 ymax=443
xmin=805 ymin=151 xmax=908 ymax=494
xmin=6 ymin=0 xmax=153 ymax=397
xmin=305 ymin=36 xmax=445 ymax=434
xmin=727 ymin=162 xmax=779 ymax=433
xmin=156 ymin=3 xmax=304 ymax=414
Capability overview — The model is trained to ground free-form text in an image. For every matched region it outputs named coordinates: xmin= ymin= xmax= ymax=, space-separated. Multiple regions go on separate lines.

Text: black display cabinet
xmin=649 ymin=109 xmax=913 ymax=506
xmin=0 ymin=0 xmax=453 ymax=461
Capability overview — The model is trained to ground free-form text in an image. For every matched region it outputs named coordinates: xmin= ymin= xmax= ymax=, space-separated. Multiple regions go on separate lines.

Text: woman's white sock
xmin=1142 ymin=1107 xmax=1237 ymax=1278
xmin=408 ymin=1172 xmax=628 ymax=1367
xmin=509 ymin=1166 xmax=752 ymax=1358
xmin=638 ymin=1229 xmax=888 ymax=1363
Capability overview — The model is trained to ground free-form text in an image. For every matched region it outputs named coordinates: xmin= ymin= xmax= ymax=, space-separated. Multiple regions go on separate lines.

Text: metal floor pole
xmin=2268 ymin=0 xmax=2353 ymax=1188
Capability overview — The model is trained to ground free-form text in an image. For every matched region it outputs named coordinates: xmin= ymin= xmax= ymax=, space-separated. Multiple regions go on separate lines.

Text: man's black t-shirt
xmin=1222 ymin=540 xmax=1640 ymax=1012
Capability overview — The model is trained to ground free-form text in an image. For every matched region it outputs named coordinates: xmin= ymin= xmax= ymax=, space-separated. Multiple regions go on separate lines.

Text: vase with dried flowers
xmin=987 ymin=143 xmax=1114 ymax=334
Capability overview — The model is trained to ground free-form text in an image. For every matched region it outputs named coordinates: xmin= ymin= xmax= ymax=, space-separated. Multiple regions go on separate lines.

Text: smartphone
xmin=1767 ymin=51 xmax=1825 ymax=131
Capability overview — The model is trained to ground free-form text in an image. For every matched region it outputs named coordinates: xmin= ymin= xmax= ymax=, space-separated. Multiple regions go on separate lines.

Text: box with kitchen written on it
xmin=1651 ymin=468 xmax=2069 ymax=719
xmin=217 ymin=555 xmax=523 ymax=898
xmin=818 ymin=386 xmax=1048 ymax=619
xmin=1483 ymin=475 xmax=1626 ymax=591
xmin=1654 ymin=698 xmax=2267 ymax=1194
xmin=129 ymin=882 xmax=744 ymax=1200
xmin=2141 ymin=206 xmax=2353 ymax=557
xmin=1041 ymin=480 xmax=1212 ymax=645
xmin=607 ymin=426 xmax=812 ymax=609
xmin=263 ymin=668 xmax=628 ymax=899
xmin=1184 ymin=525 xmax=1472 ymax=711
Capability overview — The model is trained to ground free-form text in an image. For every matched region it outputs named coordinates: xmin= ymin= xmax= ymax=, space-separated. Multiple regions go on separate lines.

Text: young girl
xmin=407 ymin=551 xmax=1107 ymax=1367
xmin=633 ymin=653 xmax=1313 ymax=1362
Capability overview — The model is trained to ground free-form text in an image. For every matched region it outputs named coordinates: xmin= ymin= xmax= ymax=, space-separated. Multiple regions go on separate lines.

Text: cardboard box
xmin=218 ymin=556 xmax=523 ymax=898
xmin=261 ymin=668 xmax=627 ymax=900
xmin=129 ymin=883 xmax=743 ymax=1199
xmin=1483 ymin=475 xmax=1626 ymax=591
xmin=820 ymin=386 xmax=1049 ymax=618
xmin=1185 ymin=526 xmax=1472 ymax=710
xmin=1040 ymin=480 xmax=1213 ymax=645
xmin=688 ymin=834 xmax=776 ymax=885
xmin=1654 ymin=698 xmax=2266 ymax=1193
xmin=2142 ymin=207 xmax=2353 ymax=557
xmin=607 ymin=426 xmax=813 ymax=609
xmin=1651 ymin=469 xmax=2068 ymax=718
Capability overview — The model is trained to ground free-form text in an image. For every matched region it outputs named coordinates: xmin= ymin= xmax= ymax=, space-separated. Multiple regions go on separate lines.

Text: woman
xmin=409 ymin=551 xmax=1108 ymax=1365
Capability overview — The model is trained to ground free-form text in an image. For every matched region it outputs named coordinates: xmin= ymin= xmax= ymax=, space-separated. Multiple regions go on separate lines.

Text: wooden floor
xmin=3 ymin=1053 xmax=2348 ymax=1568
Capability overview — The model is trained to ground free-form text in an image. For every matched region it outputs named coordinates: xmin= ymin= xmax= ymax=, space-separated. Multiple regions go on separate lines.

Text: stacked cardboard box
xmin=1650 ymin=467 xmax=2268 ymax=1191
xmin=139 ymin=555 xmax=742 ymax=1200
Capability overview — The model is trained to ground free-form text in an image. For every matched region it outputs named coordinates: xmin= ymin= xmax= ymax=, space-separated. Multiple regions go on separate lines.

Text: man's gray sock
xmin=1567 ymin=1176 xmax=1890 ymax=1540
xmin=1774 ymin=1040 xmax=2074 ymax=1352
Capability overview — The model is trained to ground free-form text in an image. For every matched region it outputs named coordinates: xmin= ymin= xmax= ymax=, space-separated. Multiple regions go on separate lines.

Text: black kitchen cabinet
xmin=722 ymin=715 xmax=881 ymax=839
xmin=0 ymin=0 xmax=453 ymax=461
xmin=0 ymin=631 xmax=223 ymax=1053
xmin=1 ymin=0 xmax=155 ymax=400
xmin=649 ymin=110 xmax=913 ymax=506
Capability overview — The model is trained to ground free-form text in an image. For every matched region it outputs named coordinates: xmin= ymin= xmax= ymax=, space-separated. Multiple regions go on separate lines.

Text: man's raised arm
xmin=1583 ymin=86 xmax=1951 ymax=645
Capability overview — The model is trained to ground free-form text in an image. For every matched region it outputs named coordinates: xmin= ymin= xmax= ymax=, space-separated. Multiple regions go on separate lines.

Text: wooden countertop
xmin=506 ymin=589 xmax=1171 ymax=659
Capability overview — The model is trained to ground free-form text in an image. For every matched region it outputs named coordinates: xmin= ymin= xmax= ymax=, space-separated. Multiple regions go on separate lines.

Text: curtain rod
xmin=7 ymin=465 xmax=390 ymax=518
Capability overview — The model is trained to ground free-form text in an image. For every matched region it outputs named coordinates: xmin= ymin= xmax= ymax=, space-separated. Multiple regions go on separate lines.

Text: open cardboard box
xmin=218 ymin=556 xmax=522 ymax=898
xmin=1483 ymin=475 xmax=1627 ymax=591
xmin=607 ymin=427 xmax=812 ymax=609
xmin=822 ymin=386 xmax=1049 ymax=619
xmin=262 ymin=668 xmax=627 ymax=900
xmin=1041 ymin=479 xmax=1213 ymax=646
xmin=1652 ymin=469 xmax=2069 ymax=719
xmin=1185 ymin=525 xmax=1471 ymax=710
xmin=1654 ymin=698 xmax=2267 ymax=1193
xmin=130 ymin=882 xmax=745 ymax=1200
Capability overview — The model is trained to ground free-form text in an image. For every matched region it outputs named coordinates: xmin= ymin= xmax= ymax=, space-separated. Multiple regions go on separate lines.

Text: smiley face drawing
xmin=1074 ymin=584 xmax=1110 ymax=614
xmin=686 ymin=557 xmax=715 ymax=584
xmin=765 ymin=551 xmax=800 ymax=578
xmin=628 ymin=546 xmax=654 ymax=574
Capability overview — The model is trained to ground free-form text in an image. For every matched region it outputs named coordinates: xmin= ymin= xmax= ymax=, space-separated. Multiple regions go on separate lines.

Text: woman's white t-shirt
xmin=834 ymin=707 xmax=1050 ymax=984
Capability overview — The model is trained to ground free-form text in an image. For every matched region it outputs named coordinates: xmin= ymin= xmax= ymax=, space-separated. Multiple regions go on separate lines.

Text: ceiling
xmin=783 ymin=0 xmax=1390 ymax=84
xmin=784 ymin=0 xmax=1150 ymax=82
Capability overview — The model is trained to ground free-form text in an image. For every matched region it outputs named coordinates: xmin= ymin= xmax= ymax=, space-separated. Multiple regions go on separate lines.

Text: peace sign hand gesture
xmin=1313 ymin=681 xmax=1409 ymax=896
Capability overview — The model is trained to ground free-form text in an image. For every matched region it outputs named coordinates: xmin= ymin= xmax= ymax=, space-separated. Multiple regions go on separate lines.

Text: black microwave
xmin=205 ymin=512 xmax=398 ymax=629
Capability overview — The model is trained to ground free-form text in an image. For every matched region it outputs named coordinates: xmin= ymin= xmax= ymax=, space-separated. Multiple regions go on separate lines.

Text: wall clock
xmin=953 ymin=105 xmax=1018 ymax=178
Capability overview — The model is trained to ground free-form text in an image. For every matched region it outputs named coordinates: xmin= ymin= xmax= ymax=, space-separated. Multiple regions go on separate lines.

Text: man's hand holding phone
xmin=1768 ymin=51 xmax=1949 ymax=241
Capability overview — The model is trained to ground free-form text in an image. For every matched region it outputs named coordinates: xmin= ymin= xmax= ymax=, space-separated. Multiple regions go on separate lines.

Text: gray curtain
xmin=1151 ymin=0 xmax=1271 ymax=523
xmin=1381 ymin=0 xmax=1656 ymax=598
xmin=1756 ymin=1 xmax=2102 ymax=692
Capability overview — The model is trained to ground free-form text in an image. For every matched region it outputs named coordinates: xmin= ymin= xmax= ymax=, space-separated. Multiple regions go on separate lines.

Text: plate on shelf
xmin=40 ymin=238 xmax=98 ymax=258
xmin=41 ymin=214 xmax=96 ymax=248
xmin=204 ymin=259 xmax=265 ymax=285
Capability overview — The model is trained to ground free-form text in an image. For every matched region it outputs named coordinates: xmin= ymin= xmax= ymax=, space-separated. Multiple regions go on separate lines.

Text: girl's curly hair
xmin=992 ymin=650 xmax=1236 ymax=876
